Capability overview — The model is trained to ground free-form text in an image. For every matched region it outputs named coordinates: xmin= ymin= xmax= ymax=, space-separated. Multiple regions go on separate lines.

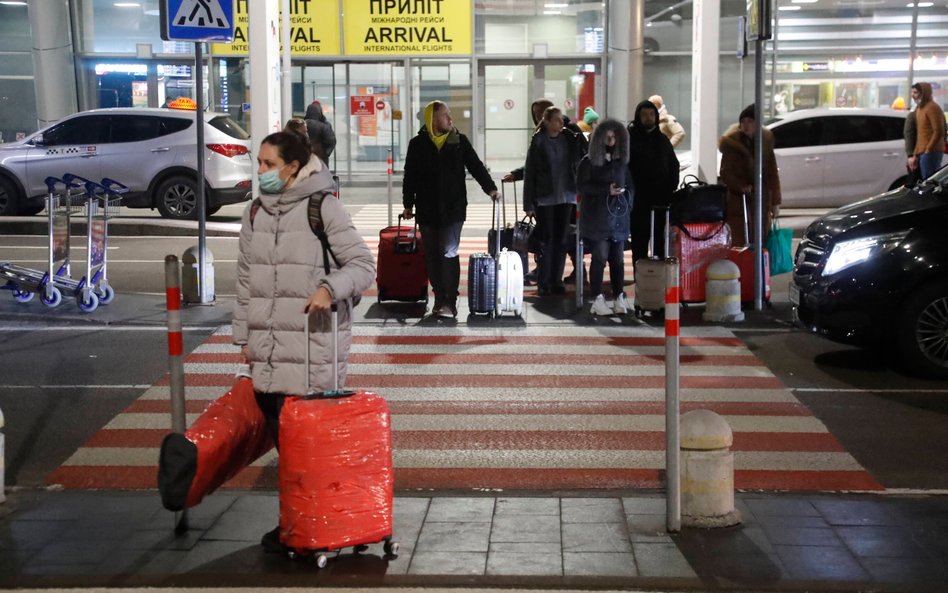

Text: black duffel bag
xmin=671 ymin=174 xmax=727 ymax=225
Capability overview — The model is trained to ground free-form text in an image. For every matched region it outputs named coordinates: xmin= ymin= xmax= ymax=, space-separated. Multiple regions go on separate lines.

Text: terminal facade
xmin=1 ymin=0 xmax=945 ymax=180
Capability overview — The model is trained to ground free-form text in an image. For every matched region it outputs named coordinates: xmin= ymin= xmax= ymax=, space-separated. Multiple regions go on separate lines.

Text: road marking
xmin=792 ymin=387 xmax=948 ymax=394
xmin=0 ymin=384 xmax=152 ymax=389
xmin=0 ymin=325 xmax=219 ymax=331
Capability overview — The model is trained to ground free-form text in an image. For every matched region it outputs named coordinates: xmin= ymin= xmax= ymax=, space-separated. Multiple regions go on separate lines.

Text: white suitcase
xmin=495 ymin=247 xmax=523 ymax=317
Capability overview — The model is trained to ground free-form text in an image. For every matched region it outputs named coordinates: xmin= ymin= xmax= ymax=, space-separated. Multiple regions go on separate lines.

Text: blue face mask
xmin=258 ymin=167 xmax=286 ymax=193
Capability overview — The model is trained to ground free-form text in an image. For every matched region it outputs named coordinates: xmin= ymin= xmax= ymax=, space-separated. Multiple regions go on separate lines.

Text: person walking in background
xmin=577 ymin=119 xmax=632 ymax=316
xmin=232 ymin=131 xmax=375 ymax=551
xmin=648 ymin=95 xmax=686 ymax=148
xmin=523 ymin=106 xmax=586 ymax=296
xmin=627 ymin=99 xmax=679 ymax=262
xmin=304 ymin=100 xmax=337 ymax=165
xmin=719 ymin=104 xmax=782 ymax=246
xmin=402 ymin=100 xmax=499 ymax=318
xmin=577 ymin=106 xmax=600 ymax=138
xmin=909 ymin=82 xmax=946 ymax=180
xmin=903 ymin=101 xmax=919 ymax=187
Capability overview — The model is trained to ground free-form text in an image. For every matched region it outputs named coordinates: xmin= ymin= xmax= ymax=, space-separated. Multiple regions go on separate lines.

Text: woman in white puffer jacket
xmin=232 ymin=131 xmax=374 ymax=434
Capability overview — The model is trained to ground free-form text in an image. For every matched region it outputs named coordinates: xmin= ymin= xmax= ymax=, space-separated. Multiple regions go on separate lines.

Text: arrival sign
xmin=344 ymin=0 xmax=472 ymax=55
xmin=211 ymin=0 xmax=341 ymax=56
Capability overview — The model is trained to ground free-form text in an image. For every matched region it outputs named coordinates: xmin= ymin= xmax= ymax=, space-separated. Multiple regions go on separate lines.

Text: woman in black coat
xmin=402 ymin=100 xmax=498 ymax=317
xmin=523 ymin=106 xmax=586 ymax=295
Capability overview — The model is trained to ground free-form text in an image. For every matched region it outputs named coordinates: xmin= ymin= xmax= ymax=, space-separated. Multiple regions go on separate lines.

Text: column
xmin=607 ymin=0 xmax=644 ymax=122
xmin=27 ymin=0 xmax=79 ymax=127
xmin=248 ymin=0 xmax=283 ymax=195
xmin=691 ymin=0 xmax=721 ymax=183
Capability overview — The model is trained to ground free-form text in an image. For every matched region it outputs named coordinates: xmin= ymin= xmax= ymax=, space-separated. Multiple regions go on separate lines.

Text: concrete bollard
xmin=181 ymin=245 xmax=215 ymax=304
xmin=680 ymin=409 xmax=741 ymax=528
xmin=703 ymin=259 xmax=744 ymax=322
xmin=1 ymin=405 xmax=5 ymax=504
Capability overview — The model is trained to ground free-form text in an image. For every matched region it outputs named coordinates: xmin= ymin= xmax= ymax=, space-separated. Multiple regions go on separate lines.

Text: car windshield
xmin=208 ymin=116 xmax=250 ymax=140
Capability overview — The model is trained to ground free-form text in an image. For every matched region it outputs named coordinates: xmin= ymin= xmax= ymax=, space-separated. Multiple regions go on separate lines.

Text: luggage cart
xmin=0 ymin=176 xmax=84 ymax=307
xmin=53 ymin=174 xmax=125 ymax=312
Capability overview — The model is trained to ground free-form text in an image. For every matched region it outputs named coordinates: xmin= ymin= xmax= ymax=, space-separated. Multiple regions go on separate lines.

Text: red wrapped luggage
xmin=158 ymin=374 xmax=273 ymax=511
xmin=377 ymin=217 xmax=428 ymax=302
xmin=277 ymin=310 xmax=397 ymax=566
xmin=727 ymin=246 xmax=771 ymax=303
xmin=672 ymin=222 xmax=732 ymax=303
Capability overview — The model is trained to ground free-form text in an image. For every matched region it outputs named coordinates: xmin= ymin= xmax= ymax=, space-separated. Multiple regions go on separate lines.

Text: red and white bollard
xmin=1 ymin=405 xmax=6 ymax=504
xmin=665 ymin=257 xmax=681 ymax=532
xmin=164 ymin=255 xmax=188 ymax=531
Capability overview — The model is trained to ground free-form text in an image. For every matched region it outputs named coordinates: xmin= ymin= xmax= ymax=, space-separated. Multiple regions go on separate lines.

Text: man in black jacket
xmin=403 ymin=100 xmax=499 ymax=318
xmin=628 ymin=99 xmax=679 ymax=261
xmin=304 ymin=100 xmax=336 ymax=164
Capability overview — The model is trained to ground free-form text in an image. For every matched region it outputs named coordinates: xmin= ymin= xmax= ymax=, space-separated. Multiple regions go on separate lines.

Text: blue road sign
xmin=160 ymin=0 xmax=235 ymax=42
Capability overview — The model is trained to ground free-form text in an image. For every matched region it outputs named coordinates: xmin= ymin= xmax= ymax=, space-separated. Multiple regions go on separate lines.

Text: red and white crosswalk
xmin=47 ymin=324 xmax=883 ymax=492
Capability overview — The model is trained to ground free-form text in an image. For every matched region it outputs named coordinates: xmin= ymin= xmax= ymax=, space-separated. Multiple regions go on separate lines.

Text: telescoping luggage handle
xmin=304 ymin=307 xmax=357 ymax=400
xmin=648 ymin=206 xmax=671 ymax=259
xmin=395 ymin=214 xmax=419 ymax=251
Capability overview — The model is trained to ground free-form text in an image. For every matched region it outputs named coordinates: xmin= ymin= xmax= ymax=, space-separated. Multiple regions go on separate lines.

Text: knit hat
xmin=583 ymin=106 xmax=600 ymax=125
xmin=739 ymin=104 xmax=756 ymax=122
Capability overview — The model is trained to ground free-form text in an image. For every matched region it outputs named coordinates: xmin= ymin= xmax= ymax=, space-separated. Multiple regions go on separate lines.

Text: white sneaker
xmin=613 ymin=292 xmax=630 ymax=315
xmin=590 ymin=294 xmax=611 ymax=316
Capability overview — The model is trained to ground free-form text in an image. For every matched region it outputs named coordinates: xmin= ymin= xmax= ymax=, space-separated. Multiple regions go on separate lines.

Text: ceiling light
xmin=0 ymin=1 xmax=28 ymax=5
xmin=778 ymin=5 xmax=802 ymax=9
xmin=905 ymin=1 xmax=933 ymax=5
xmin=113 ymin=2 xmax=141 ymax=7
xmin=792 ymin=0 xmax=818 ymax=3
xmin=544 ymin=3 xmax=569 ymax=7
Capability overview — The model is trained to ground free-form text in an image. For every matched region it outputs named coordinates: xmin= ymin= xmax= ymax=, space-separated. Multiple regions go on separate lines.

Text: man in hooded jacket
xmin=402 ymin=100 xmax=499 ymax=318
xmin=304 ymin=100 xmax=337 ymax=164
xmin=909 ymin=82 xmax=946 ymax=180
xmin=627 ymin=99 xmax=679 ymax=261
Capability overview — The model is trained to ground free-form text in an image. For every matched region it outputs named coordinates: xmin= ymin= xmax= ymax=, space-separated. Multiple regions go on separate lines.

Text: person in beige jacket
xmin=648 ymin=95 xmax=686 ymax=148
xmin=232 ymin=131 xmax=375 ymax=550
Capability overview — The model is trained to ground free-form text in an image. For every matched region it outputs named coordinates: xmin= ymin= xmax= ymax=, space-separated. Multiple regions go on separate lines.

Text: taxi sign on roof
xmin=167 ymin=97 xmax=197 ymax=110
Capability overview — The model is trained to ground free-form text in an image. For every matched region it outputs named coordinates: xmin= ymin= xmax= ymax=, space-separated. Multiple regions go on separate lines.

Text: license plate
xmin=788 ymin=282 xmax=800 ymax=306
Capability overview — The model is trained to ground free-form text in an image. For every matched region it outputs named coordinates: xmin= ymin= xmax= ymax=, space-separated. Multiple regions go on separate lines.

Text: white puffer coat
xmin=232 ymin=158 xmax=375 ymax=395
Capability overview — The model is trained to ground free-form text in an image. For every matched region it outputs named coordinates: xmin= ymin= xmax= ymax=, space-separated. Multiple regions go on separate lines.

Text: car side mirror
xmin=32 ymin=134 xmax=45 ymax=147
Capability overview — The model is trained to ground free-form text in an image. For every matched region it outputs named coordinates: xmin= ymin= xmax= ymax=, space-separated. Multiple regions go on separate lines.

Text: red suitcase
xmin=376 ymin=217 xmax=428 ymax=302
xmin=727 ymin=246 xmax=771 ymax=302
xmin=278 ymin=311 xmax=397 ymax=567
xmin=158 ymin=373 xmax=273 ymax=511
xmin=672 ymin=222 xmax=732 ymax=303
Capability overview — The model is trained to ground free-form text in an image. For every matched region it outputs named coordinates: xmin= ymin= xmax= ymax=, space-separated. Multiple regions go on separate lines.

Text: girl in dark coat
xmin=402 ymin=100 xmax=498 ymax=317
xmin=577 ymin=119 xmax=633 ymax=315
xmin=523 ymin=106 xmax=586 ymax=295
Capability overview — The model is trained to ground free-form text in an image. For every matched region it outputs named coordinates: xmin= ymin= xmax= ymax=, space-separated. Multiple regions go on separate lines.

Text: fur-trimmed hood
xmin=587 ymin=118 xmax=629 ymax=167
xmin=719 ymin=123 xmax=775 ymax=158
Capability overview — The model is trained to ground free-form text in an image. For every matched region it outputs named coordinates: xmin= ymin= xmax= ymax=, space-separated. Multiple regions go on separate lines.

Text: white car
xmin=678 ymin=108 xmax=909 ymax=208
xmin=0 ymin=107 xmax=253 ymax=219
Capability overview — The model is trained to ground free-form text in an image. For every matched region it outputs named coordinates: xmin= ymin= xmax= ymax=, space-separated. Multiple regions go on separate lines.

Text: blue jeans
xmin=918 ymin=151 xmax=944 ymax=180
xmin=586 ymin=238 xmax=625 ymax=297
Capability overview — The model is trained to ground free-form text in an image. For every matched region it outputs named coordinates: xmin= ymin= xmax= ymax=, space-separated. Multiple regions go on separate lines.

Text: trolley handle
xmin=44 ymin=176 xmax=81 ymax=192
xmin=62 ymin=173 xmax=94 ymax=187
xmin=100 ymin=178 xmax=129 ymax=195
xmin=82 ymin=179 xmax=126 ymax=199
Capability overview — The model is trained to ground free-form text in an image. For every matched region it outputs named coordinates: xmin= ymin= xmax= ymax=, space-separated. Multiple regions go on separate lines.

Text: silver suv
xmin=0 ymin=107 xmax=252 ymax=219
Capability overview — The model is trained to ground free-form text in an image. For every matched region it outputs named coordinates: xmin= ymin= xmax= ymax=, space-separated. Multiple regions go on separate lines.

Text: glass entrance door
xmin=480 ymin=61 xmax=600 ymax=174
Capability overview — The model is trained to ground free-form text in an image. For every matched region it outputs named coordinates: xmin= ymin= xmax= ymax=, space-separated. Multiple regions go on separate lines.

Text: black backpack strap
xmin=249 ymin=197 xmax=262 ymax=228
xmin=308 ymin=192 xmax=342 ymax=275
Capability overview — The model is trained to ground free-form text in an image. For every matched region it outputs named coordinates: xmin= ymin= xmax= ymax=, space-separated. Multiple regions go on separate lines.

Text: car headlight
xmin=822 ymin=231 xmax=909 ymax=277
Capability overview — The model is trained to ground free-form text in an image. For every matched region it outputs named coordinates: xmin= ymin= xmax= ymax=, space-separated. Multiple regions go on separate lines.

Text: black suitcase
xmin=467 ymin=252 xmax=496 ymax=315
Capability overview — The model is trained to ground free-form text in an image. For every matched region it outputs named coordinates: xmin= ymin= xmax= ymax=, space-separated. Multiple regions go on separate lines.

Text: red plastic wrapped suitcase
xmin=278 ymin=311 xmax=397 ymax=567
xmin=158 ymin=373 xmax=274 ymax=511
xmin=376 ymin=217 xmax=428 ymax=302
xmin=672 ymin=222 xmax=732 ymax=303
xmin=727 ymin=246 xmax=771 ymax=302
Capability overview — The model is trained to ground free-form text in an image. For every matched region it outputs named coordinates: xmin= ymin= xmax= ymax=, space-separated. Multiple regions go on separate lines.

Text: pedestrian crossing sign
xmin=160 ymin=0 xmax=235 ymax=42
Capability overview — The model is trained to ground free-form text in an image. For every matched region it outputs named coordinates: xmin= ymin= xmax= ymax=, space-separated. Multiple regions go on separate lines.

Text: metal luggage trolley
xmin=0 ymin=175 xmax=85 ymax=307
xmin=54 ymin=174 xmax=126 ymax=312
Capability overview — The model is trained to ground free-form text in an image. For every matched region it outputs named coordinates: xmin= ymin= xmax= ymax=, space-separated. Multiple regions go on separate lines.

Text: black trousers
xmin=255 ymin=391 xmax=287 ymax=450
xmin=535 ymin=203 xmax=573 ymax=289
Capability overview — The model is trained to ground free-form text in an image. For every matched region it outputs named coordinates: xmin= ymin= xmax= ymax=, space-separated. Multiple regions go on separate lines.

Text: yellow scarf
xmin=424 ymin=101 xmax=449 ymax=150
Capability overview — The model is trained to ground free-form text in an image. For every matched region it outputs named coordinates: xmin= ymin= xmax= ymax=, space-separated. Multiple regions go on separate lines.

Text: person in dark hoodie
xmin=304 ymin=100 xmax=336 ymax=164
xmin=577 ymin=119 xmax=632 ymax=316
xmin=402 ymin=100 xmax=499 ymax=318
xmin=523 ymin=106 xmax=586 ymax=295
xmin=627 ymin=99 xmax=679 ymax=261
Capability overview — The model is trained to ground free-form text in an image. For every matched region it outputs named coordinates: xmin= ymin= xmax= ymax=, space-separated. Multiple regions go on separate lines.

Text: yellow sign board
xmin=211 ymin=0 xmax=341 ymax=56
xmin=343 ymin=0 xmax=472 ymax=56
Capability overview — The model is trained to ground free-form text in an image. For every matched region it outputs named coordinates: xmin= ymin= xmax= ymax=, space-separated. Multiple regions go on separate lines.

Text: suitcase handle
xmin=395 ymin=214 xmax=419 ymax=250
xmin=648 ymin=206 xmax=671 ymax=259
xmin=304 ymin=300 xmax=355 ymax=399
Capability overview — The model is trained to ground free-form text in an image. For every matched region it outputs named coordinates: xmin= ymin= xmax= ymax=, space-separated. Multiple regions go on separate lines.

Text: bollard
xmin=386 ymin=148 xmax=394 ymax=227
xmin=703 ymin=259 xmax=745 ymax=322
xmin=0 ymin=405 xmax=5 ymax=504
xmin=680 ymin=409 xmax=741 ymax=528
xmin=164 ymin=255 xmax=188 ymax=532
xmin=181 ymin=246 xmax=215 ymax=305
xmin=665 ymin=257 xmax=681 ymax=533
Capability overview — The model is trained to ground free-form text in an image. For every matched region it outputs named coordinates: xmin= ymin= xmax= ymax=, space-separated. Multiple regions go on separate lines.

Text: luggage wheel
xmin=314 ymin=554 xmax=328 ymax=569
xmin=383 ymin=538 xmax=400 ymax=556
xmin=354 ymin=543 xmax=369 ymax=553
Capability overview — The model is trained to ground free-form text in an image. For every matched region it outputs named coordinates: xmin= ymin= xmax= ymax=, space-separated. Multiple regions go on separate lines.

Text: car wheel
xmin=155 ymin=175 xmax=198 ymax=220
xmin=0 ymin=176 xmax=22 ymax=216
xmin=897 ymin=279 xmax=948 ymax=378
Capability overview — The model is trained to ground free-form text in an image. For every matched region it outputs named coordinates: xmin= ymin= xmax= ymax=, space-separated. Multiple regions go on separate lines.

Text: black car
xmin=790 ymin=166 xmax=948 ymax=378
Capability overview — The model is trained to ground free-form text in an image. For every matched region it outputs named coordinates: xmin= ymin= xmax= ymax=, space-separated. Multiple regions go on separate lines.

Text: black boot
xmin=442 ymin=256 xmax=461 ymax=317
